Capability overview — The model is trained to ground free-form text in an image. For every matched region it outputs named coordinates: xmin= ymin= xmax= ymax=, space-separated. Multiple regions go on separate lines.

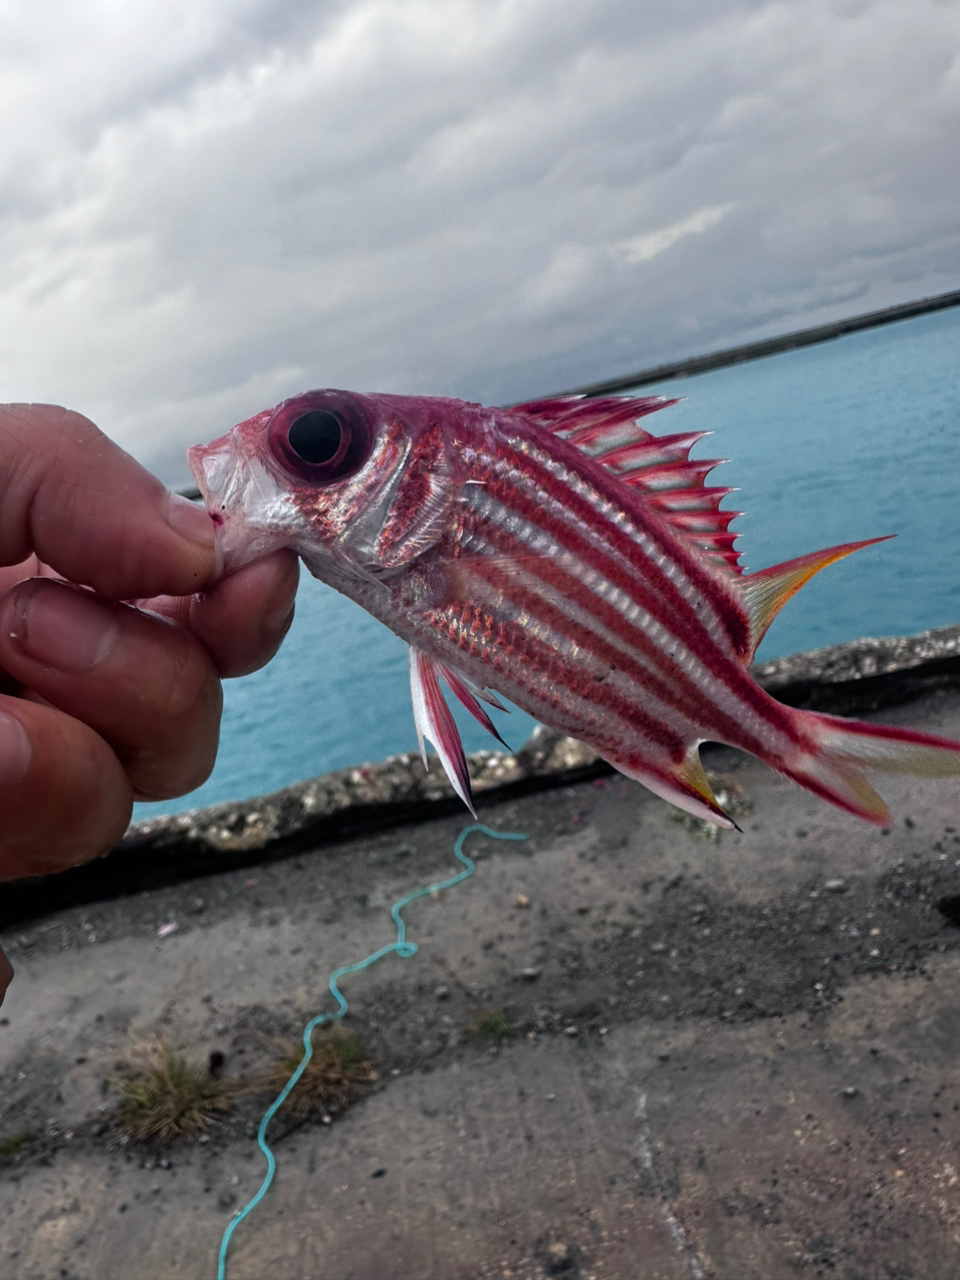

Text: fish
xmin=188 ymin=389 xmax=960 ymax=828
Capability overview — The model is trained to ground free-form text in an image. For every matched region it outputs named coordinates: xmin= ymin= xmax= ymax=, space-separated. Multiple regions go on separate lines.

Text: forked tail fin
xmin=781 ymin=710 xmax=960 ymax=825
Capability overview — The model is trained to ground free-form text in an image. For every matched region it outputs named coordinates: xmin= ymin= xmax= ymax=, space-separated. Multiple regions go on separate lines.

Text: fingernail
xmin=9 ymin=580 xmax=121 ymax=672
xmin=0 ymin=710 xmax=31 ymax=786
xmin=166 ymin=492 xmax=217 ymax=550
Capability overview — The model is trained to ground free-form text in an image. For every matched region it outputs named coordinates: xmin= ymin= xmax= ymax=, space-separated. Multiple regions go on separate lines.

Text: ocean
xmin=136 ymin=304 xmax=960 ymax=819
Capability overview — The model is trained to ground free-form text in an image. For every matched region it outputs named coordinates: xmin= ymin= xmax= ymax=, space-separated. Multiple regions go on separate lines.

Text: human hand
xmin=0 ymin=404 xmax=299 ymax=1002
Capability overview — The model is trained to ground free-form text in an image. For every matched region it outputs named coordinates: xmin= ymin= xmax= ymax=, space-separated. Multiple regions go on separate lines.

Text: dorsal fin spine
xmin=599 ymin=431 xmax=708 ymax=469
xmin=648 ymin=487 xmax=737 ymax=513
xmin=516 ymin=394 xmax=746 ymax=575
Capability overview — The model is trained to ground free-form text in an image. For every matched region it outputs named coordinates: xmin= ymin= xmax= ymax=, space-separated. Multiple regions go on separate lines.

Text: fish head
xmin=188 ymin=389 xmax=474 ymax=579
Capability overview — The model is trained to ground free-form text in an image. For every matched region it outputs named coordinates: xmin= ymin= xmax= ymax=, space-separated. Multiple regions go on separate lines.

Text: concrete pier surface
xmin=2 ymin=658 xmax=960 ymax=1278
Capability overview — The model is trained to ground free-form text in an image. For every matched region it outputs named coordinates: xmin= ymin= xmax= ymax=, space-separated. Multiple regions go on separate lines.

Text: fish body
xmin=189 ymin=390 xmax=960 ymax=826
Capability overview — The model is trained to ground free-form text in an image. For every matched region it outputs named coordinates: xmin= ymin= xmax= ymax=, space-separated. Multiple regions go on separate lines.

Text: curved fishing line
xmin=216 ymin=823 xmax=527 ymax=1280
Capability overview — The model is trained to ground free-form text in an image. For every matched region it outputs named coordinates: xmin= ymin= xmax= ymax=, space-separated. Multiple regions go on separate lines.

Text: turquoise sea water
xmin=136 ymin=305 xmax=960 ymax=818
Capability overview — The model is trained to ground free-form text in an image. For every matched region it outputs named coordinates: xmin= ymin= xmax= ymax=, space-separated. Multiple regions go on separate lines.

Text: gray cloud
xmin=0 ymin=0 xmax=957 ymax=484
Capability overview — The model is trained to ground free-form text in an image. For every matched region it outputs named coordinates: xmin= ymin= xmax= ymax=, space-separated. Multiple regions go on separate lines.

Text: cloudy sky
xmin=1 ymin=0 xmax=958 ymax=484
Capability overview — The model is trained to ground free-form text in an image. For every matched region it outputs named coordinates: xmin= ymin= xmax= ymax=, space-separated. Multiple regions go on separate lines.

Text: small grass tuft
xmin=466 ymin=1007 xmax=516 ymax=1045
xmin=251 ymin=1028 xmax=377 ymax=1120
xmin=0 ymin=1127 xmax=35 ymax=1160
xmin=111 ymin=1037 xmax=233 ymax=1146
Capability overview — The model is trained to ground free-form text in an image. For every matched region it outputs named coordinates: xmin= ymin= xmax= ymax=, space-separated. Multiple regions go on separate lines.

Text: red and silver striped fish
xmin=189 ymin=390 xmax=960 ymax=828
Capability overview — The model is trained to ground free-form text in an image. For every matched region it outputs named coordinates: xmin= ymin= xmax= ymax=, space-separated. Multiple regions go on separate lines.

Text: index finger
xmin=0 ymin=404 xmax=217 ymax=600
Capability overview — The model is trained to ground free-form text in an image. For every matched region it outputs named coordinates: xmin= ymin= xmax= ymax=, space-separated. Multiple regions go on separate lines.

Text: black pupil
xmin=288 ymin=411 xmax=343 ymax=465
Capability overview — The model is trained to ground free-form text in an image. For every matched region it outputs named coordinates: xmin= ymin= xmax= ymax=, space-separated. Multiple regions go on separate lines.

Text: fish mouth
xmin=187 ymin=434 xmax=299 ymax=576
xmin=188 ymin=436 xmax=264 ymax=576
xmin=188 ymin=437 xmax=234 ymax=514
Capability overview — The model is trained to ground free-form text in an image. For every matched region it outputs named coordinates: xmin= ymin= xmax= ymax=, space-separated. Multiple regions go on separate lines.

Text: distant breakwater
xmin=554 ymin=287 xmax=960 ymax=397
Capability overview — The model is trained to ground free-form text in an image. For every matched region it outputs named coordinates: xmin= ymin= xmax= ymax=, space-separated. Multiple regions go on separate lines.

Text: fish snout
xmin=187 ymin=436 xmax=299 ymax=576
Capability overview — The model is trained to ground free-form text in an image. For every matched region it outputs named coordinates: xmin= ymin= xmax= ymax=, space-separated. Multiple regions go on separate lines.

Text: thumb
xmin=0 ymin=404 xmax=217 ymax=600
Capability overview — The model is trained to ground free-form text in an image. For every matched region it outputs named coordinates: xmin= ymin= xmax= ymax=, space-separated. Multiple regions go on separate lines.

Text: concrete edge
xmin=3 ymin=621 xmax=959 ymax=923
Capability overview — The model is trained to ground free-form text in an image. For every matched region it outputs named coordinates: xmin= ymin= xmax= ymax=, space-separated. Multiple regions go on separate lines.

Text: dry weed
xmin=249 ymin=1027 xmax=376 ymax=1120
xmin=112 ymin=1037 xmax=233 ymax=1145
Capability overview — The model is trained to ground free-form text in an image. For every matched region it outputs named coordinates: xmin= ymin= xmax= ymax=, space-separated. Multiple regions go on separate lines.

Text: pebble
xmin=824 ymin=879 xmax=848 ymax=893
xmin=515 ymin=894 xmax=531 ymax=909
xmin=434 ymin=985 xmax=450 ymax=1001
xmin=841 ymin=1086 xmax=859 ymax=1098
xmin=516 ymin=967 xmax=542 ymax=981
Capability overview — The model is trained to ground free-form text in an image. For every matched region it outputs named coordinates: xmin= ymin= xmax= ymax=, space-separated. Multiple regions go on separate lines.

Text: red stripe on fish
xmin=462 ymin=566 xmax=737 ymax=756
xmin=485 ymin=432 xmax=755 ymax=663
xmin=466 ymin=433 xmax=800 ymax=749
xmin=452 ymin=529 xmax=776 ymax=761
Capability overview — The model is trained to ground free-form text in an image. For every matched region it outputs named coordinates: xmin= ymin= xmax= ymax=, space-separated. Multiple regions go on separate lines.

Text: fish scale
xmin=447 ymin=460 xmax=785 ymax=783
xmin=453 ymin=447 xmax=773 ymax=747
xmin=189 ymin=388 xmax=960 ymax=828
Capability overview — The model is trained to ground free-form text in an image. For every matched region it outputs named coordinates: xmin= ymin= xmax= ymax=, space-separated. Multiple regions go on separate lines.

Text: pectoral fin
xmin=408 ymin=647 xmax=476 ymax=815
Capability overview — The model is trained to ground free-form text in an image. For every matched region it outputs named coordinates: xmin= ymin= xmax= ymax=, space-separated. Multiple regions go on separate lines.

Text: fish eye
xmin=288 ymin=410 xmax=343 ymax=465
xmin=267 ymin=391 xmax=374 ymax=483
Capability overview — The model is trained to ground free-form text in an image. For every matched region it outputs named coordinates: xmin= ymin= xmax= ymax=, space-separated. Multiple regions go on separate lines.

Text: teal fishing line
xmin=216 ymin=823 xmax=526 ymax=1280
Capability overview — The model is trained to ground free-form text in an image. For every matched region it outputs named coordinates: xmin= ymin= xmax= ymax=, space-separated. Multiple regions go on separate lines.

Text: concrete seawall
xmin=3 ymin=620 xmax=958 ymax=926
xmin=3 ymin=620 xmax=960 ymax=1279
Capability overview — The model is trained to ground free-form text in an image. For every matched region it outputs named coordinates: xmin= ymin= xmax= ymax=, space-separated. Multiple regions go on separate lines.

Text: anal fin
xmin=599 ymin=744 xmax=739 ymax=830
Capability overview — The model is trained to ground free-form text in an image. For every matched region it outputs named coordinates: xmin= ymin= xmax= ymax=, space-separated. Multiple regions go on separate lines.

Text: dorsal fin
xmin=516 ymin=395 xmax=745 ymax=574
xmin=514 ymin=394 xmax=675 ymax=441
xmin=740 ymin=537 xmax=893 ymax=657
